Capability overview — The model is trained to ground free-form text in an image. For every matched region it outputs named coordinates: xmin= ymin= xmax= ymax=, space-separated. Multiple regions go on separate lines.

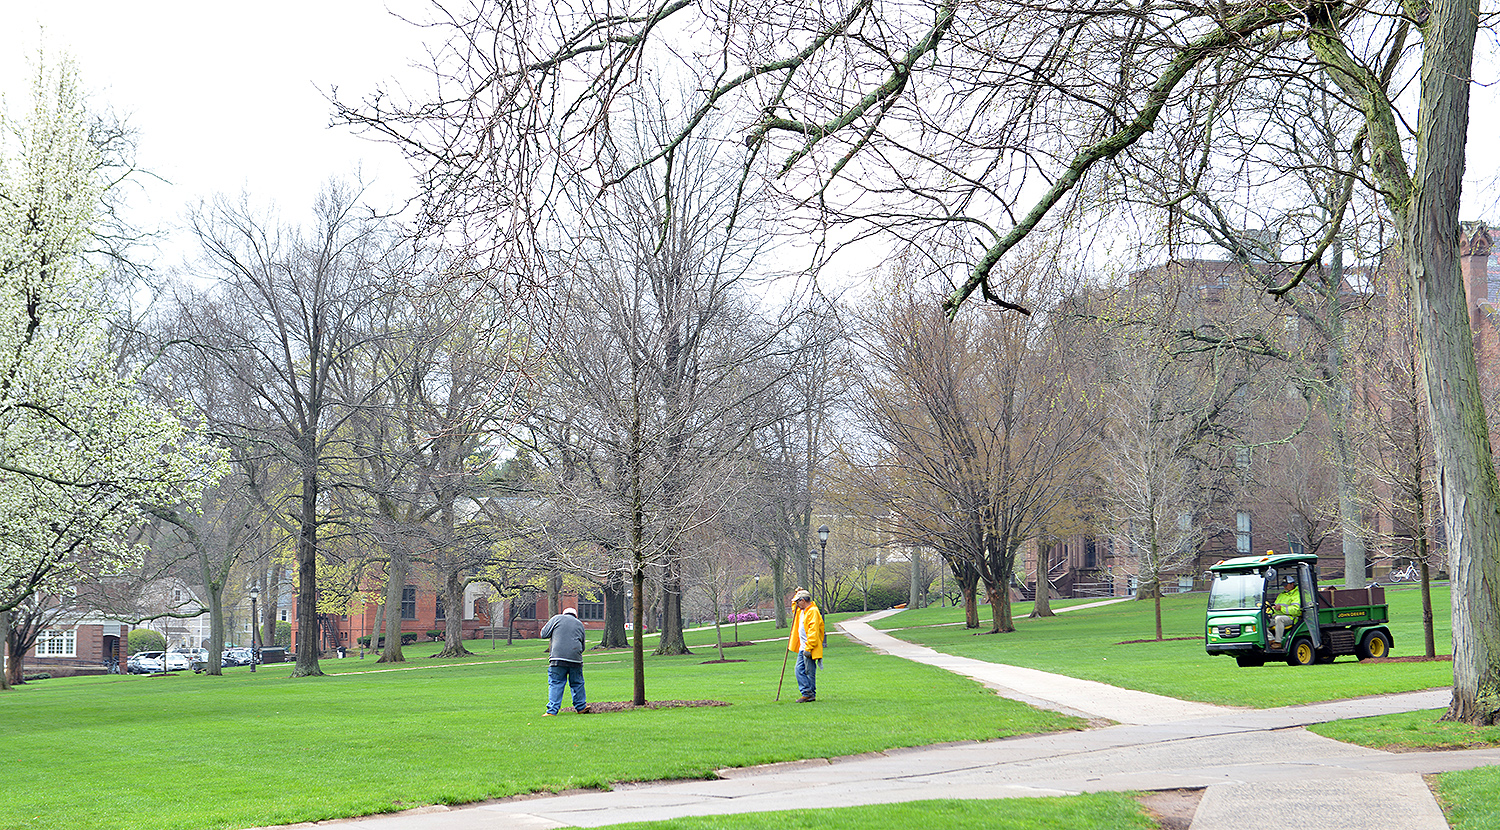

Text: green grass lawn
xmin=872 ymin=586 xmax=1453 ymax=707
xmin=578 ymin=795 xmax=1157 ymax=830
xmin=0 ymin=622 xmax=1080 ymax=830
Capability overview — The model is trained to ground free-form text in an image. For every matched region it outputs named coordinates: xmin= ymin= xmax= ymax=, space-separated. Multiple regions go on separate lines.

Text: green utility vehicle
xmin=1205 ymin=551 xmax=1394 ymax=667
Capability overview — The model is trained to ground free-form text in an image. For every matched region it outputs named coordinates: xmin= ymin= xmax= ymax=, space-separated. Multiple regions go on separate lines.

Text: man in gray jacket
xmin=539 ymin=607 xmax=589 ymax=715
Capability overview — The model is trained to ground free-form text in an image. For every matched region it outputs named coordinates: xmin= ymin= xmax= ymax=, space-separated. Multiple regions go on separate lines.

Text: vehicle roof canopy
xmin=1208 ymin=551 xmax=1318 ymax=573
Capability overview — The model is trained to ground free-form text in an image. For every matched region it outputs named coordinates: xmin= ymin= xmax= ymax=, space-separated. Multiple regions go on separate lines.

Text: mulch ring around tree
xmin=1115 ymin=637 xmax=1200 ymax=644
xmin=568 ymin=700 xmax=731 ymax=714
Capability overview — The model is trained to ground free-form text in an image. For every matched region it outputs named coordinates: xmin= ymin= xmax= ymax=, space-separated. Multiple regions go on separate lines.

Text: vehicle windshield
xmin=1208 ymin=572 xmax=1266 ymax=611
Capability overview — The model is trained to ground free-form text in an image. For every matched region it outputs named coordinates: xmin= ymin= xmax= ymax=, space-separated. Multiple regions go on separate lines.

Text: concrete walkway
xmin=282 ymin=610 xmax=1487 ymax=830
xmin=845 ymin=607 xmax=1228 ymax=724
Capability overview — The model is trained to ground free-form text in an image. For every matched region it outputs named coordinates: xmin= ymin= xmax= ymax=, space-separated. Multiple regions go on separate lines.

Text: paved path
xmin=845 ymin=607 xmax=1228 ymax=724
xmin=283 ymin=609 xmax=1488 ymax=830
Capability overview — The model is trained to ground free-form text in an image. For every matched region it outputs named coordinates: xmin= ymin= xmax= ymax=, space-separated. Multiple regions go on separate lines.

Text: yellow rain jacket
xmin=1272 ymin=586 xmax=1302 ymax=620
xmin=787 ymin=602 xmax=825 ymax=659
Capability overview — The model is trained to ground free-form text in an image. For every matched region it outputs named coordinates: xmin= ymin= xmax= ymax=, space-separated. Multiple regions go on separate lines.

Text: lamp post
xmin=809 ymin=551 xmax=818 ymax=606
xmin=249 ymin=585 xmax=259 ymax=673
xmin=817 ymin=525 xmax=830 ymax=609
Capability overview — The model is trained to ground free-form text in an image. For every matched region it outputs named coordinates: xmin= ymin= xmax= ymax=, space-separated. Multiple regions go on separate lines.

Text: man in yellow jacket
xmin=788 ymin=588 xmax=824 ymax=702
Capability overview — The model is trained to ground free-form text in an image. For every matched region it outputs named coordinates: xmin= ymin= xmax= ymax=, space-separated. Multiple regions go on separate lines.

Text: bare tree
xmin=176 ymin=183 xmax=394 ymax=678
xmin=1095 ymin=301 xmax=1255 ymax=640
xmin=526 ymin=120 xmax=789 ymax=701
xmin=849 ymin=264 xmax=1101 ymax=633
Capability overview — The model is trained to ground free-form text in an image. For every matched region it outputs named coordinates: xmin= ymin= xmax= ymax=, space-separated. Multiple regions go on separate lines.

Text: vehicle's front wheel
xmin=1357 ymin=630 xmax=1391 ymax=660
xmin=1287 ymin=637 xmax=1316 ymax=666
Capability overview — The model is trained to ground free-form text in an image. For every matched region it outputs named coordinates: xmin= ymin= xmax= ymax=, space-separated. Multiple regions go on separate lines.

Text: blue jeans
xmin=547 ymin=662 xmax=586 ymax=714
xmin=795 ymin=651 xmax=818 ymax=699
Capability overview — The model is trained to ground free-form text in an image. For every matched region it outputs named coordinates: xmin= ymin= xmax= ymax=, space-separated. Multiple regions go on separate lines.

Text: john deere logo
xmin=1336 ymin=611 xmax=1364 ymax=618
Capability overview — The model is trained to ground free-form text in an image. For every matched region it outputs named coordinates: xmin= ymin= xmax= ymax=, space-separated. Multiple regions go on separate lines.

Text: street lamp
xmin=817 ymin=525 xmax=830 ymax=608
xmin=809 ymin=551 xmax=818 ymax=605
xmin=249 ymin=585 xmax=260 ymax=673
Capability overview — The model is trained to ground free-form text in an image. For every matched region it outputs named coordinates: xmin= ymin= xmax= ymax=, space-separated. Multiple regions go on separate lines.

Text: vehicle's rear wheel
xmin=1357 ymin=630 xmax=1391 ymax=660
xmin=1235 ymin=655 xmax=1265 ymax=668
xmin=1287 ymin=637 xmax=1316 ymax=666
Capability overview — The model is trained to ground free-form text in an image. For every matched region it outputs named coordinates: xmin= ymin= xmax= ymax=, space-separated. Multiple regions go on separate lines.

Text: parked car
xmin=221 ymin=648 xmax=255 ymax=667
xmin=128 ymin=652 xmax=164 ymax=674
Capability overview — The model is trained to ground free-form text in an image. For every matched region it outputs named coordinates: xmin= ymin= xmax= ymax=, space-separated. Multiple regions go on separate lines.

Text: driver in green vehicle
xmin=1269 ymin=573 xmax=1302 ymax=648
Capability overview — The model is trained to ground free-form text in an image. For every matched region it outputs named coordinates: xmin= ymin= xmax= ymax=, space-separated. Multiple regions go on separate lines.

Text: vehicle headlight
xmin=1243 ymin=624 xmax=1256 ymax=635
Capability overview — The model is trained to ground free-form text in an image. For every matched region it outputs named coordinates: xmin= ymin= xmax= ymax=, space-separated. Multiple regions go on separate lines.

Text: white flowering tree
xmin=0 ymin=57 xmax=223 ymax=687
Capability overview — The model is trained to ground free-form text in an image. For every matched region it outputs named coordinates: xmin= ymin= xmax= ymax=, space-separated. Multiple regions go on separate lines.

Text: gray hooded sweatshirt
xmin=539 ymin=612 xmax=586 ymax=664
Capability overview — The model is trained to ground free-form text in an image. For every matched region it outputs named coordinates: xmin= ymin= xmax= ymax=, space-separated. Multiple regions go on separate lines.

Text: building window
xmin=435 ymin=595 xmax=445 ymax=621
xmin=1235 ymin=446 xmax=1251 ymax=469
xmin=36 ymin=628 xmax=76 ymax=657
xmin=401 ymin=586 xmax=417 ymax=620
xmin=515 ymin=595 xmax=537 ymax=620
xmin=1236 ymin=511 xmax=1252 ymax=554
xmin=473 ymin=597 xmax=489 ymax=619
xmin=578 ymin=596 xmax=605 ymax=621
xmin=1083 ymin=539 xmax=1097 ymax=570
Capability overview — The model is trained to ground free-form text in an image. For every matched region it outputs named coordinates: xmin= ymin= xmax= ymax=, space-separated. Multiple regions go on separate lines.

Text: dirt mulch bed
xmin=568 ymin=700 xmax=731 ymax=714
xmin=1136 ymin=789 xmax=1204 ymax=830
xmin=700 ymin=659 xmax=748 ymax=664
xmin=1115 ymin=637 xmax=1199 ymax=644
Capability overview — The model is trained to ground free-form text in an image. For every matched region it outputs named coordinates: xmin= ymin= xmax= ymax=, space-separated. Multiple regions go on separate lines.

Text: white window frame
xmin=1236 ymin=511 xmax=1252 ymax=554
xmin=36 ymin=628 xmax=77 ymax=657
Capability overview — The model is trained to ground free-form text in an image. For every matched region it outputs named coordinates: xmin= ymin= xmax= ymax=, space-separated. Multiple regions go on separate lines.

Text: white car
xmin=162 ymin=652 xmax=193 ymax=671
xmin=129 ymin=653 xmax=164 ymax=673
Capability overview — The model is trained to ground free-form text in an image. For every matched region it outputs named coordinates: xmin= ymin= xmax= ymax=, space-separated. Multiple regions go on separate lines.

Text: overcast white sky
xmin=0 ymin=1 xmax=433 ymax=263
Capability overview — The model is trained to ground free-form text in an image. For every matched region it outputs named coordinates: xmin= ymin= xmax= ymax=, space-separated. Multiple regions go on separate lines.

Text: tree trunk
xmin=960 ymin=578 xmax=979 ymax=628
xmin=204 ymin=584 xmax=225 ymax=675
xmin=0 ymin=609 xmax=10 ymax=690
xmin=909 ymin=546 xmax=922 ymax=609
xmin=986 ymin=584 xmax=1014 ymax=633
xmin=260 ymin=562 xmax=279 ymax=654
xmin=1420 ymin=553 xmax=1436 ymax=659
xmin=379 ymin=551 xmax=407 ymax=663
xmin=368 ymin=600 xmax=385 ymax=655
xmin=600 ymin=570 xmax=629 ymax=648
xmin=1395 ymin=0 xmax=1500 ymax=725
xmin=632 ymin=563 xmax=647 ymax=705
xmin=436 ymin=568 xmax=472 ymax=658
xmin=655 ymin=550 xmax=691 ymax=655
xmin=655 ymin=557 xmax=691 ymax=655
xmin=1030 ymin=542 xmax=1055 ymax=618
xmin=1335 ymin=454 xmax=1368 ymax=587
xmin=772 ymin=565 xmax=787 ymax=628
xmin=292 ymin=461 xmax=324 ymax=677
